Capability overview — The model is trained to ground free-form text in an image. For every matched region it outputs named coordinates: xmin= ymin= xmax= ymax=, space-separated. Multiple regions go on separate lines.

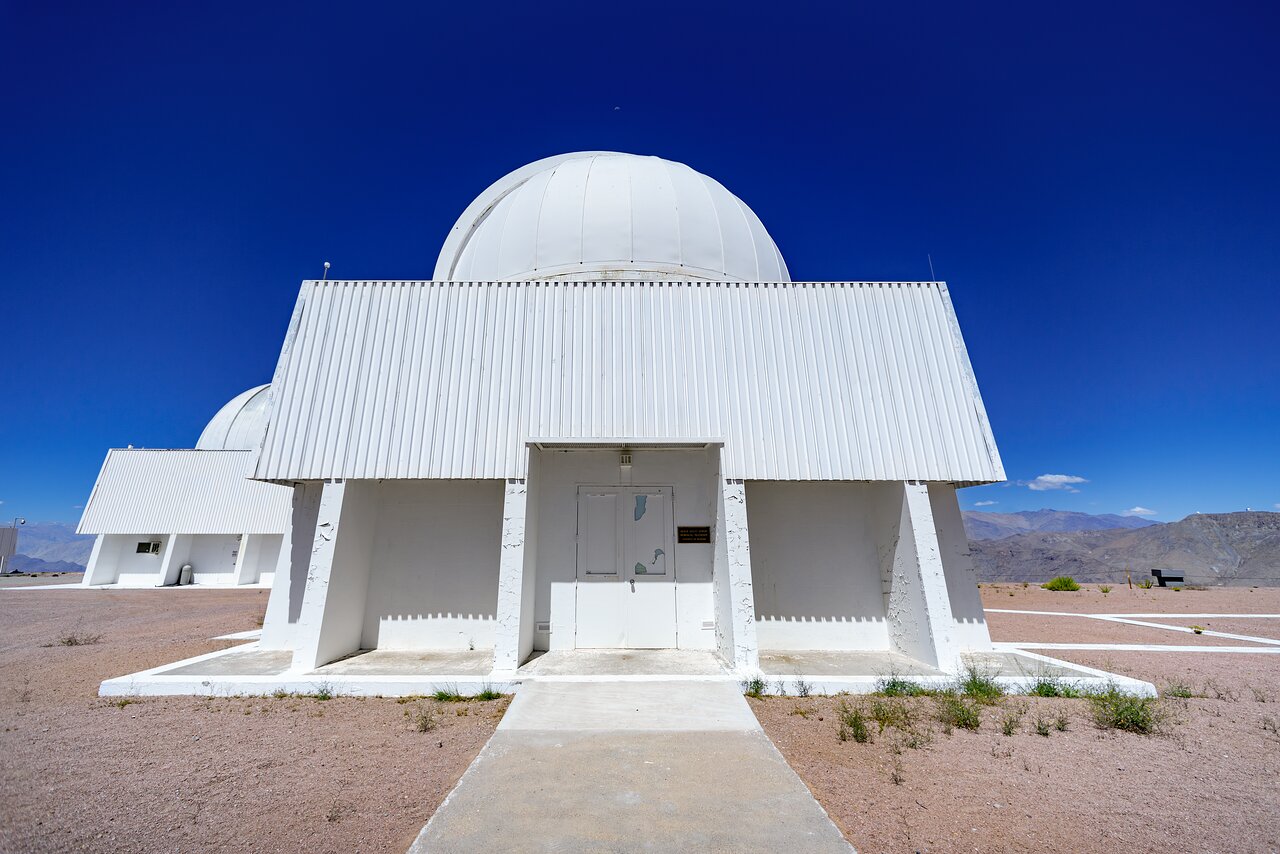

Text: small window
xmin=136 ymin=541 xmax=160 ymax=555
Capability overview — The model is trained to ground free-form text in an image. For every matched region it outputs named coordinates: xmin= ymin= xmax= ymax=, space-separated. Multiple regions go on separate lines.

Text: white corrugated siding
xmin=78 ymin=450 xmax=291 ymax=535
xmin=254 ymin=281 xmax=1004 ymax=483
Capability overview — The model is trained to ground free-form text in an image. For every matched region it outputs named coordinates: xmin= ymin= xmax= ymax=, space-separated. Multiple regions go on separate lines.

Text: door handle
xmin=629 ymin=579 xmax=636 ymax=592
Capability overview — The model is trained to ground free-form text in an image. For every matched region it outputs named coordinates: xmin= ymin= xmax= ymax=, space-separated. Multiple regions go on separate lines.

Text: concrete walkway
xmin=408 ymin=680 xmax=853 ymax=853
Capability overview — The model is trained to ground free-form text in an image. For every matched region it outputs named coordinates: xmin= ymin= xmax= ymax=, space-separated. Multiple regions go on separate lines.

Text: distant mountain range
xmin=962 ymin=509 xmax=1157 ymax=540
xmin=5 ymin=522 xmax=93 ymax=573
xmin=966 ymin=511 xmax=1280 ymax=586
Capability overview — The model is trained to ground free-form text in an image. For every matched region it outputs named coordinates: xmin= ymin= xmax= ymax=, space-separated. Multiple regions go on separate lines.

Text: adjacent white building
xmin=248 ymin=152 xmax=1004 ymax=678
xmin=78 ymin=385 xmax=291 ymax=587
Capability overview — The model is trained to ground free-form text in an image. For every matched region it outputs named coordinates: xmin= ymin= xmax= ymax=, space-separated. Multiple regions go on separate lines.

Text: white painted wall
xmin=84 ymin=534 xmax=168 ymax=586
xmin=184 ymin=534 xmax=242 ymax=585
xmin=360 ymin=480 xmax=503 ymax=651
xmin=928 ymin=483 xmax=993 ymax=652
xmin=531 ymin=448 xmax=719 ymax=652
xmin=746 ymin=482 xmax=892 ymax=651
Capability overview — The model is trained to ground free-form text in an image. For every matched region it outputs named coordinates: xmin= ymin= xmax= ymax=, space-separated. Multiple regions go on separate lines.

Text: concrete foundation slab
xmin=313 ymin=649 xmax=494 ymax=677
xmin=160 ymin=649 xmax=293 ymax=677
xmin=518 ymin=649 xmax=730 ymax=677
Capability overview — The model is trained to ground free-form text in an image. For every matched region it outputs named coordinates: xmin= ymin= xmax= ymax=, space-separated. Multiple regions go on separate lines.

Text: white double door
xmin=575 ymin=485 xmax=676 ymax=649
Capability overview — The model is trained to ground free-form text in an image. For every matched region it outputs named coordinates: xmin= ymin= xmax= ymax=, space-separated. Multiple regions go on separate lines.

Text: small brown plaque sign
xmin=677 ymin=526 xmax=712 ymax=544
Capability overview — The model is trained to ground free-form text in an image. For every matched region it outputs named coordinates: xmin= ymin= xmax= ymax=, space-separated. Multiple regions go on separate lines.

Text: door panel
xmin=575 ymin=486 xmax=677 ymax=649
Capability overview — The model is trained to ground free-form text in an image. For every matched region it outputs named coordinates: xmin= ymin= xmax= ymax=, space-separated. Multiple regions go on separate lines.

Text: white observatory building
xmin=78 ymin=385 xmax=291 ymax=588
xmin=105 ymin=151 xmax=1143 ymax=700
xmin=249 ymin=151 xmax=1003 ymax=679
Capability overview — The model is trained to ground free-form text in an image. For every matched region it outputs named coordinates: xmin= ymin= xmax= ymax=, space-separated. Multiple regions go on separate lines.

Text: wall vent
xmin=701 ymin=620 xmax=715 ymax=630
xmin=536 ymin=621 xmax=551 ymax=633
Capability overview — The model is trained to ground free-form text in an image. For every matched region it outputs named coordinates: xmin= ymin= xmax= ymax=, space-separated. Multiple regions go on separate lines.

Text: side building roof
xmin=78 ymin=449 xmax=291 ymax=535
xmin=253 ymin=280 xmax=1005 ymax=483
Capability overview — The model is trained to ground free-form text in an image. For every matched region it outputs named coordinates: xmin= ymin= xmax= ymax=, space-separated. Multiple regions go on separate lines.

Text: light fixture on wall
xmin=619 ymin=449 xmax=633 ymax=480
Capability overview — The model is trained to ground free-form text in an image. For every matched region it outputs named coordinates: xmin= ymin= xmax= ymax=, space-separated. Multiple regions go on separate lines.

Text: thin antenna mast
xmin=927 ymin=254 xmax=937 ymax=282
xmin=322 ymin=261 xmax=331 ymax=281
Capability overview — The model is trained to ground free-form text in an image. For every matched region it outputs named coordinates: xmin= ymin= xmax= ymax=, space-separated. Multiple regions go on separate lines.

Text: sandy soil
xmin=754 ymin=691 xmax=1280 ymax=854
xmin=755 ymin=585 xmax=1280 ymax=853
xmin=0 ymin=589 xmax=506 ymax=854
xmin=985 ymin=610 xmax=1273 ymax=646
xmin=979 ymin=583 xmax=1280 ymax=615
xmin=0 ymin=572 xmax=83 ymax=588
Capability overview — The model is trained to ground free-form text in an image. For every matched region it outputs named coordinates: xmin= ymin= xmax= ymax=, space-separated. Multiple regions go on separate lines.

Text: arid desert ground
xmin=2 ymin=578 xmax=1278 ymax=853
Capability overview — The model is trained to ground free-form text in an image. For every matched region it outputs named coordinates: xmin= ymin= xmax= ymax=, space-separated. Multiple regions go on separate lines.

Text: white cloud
xmin=1274 ymin=503 xmax=1280 ymax=510
xmin=1022 ymin=474 xmax=1088 ymax=493
xmin=974 ymin=500 xmax=998 ymax=507
xmin=1125 ymin=506 xmax=1157 ymax=517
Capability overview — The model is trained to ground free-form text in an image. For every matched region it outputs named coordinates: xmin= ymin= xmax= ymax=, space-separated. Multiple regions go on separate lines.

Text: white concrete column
xmin=261 ymin=482 xmax=322 ymax=650
xmin=492 ymin=478 xmax=528 ymax=675
xmin=232 ymin=534 xmax=264 ymax=586
xmin=290 ymin=480 xmax=377 ymax=672
xmin=881 ymin=482 xmax=962 ymax=673
xmin=81 ymin=535 xmax=110 ymax=586
xmin=928 ymin=483 xmax=994 ymax=652
xmin=157 ymin=534 xmax=192 ymax=586
xmin=713 ymin=477 xmax=760 ymax=673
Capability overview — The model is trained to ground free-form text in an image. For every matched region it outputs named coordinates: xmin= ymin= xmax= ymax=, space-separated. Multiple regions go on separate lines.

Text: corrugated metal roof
xmin=78 ymin=449 xmax=291 ymax=535
xmin=254 ymin=280 xmax=1004 ymax=483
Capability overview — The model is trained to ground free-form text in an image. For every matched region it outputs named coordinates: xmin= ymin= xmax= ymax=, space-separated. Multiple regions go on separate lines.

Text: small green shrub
xmin=1090 ymin=686 xmax=1160 ymax=734
xmin=1054 ymin=710 xmax=1069 ymax=732
xmin=414 ymin=706 xmax=436 ymax=732
xmin=1137 ymin=578 xmax=1154 ymax=589
xmin=310 ymin=682 xmax=334 ymax=701
xmin=1027 ymin=676 xmax=1082 ymax=698
xmin=957 ymin=663 xmax=1004 ymax=704
xmin=869 ymin=697 xmax=913 ymax=733
xmin=1041 ymin=576 xmax=1081 ymax=592
xmin=271 ymin=687 xmax=291 ymax=700
xmin=473 ymin=685 xmax=502 ymax=701
xmin=432 ymin=685 xmax=465 ymax=702
xmin=1032 ymin=714 xmax=1052 ymax=736
xmin=934 ymin=692 xmax=981 ymax=731
xmin=742 ymin=675 xmax=768 ymax=698
xmin=1000 ymin=708 xmax=1023 ymax=736
xmin=838 ymin=702 xmax=871 ymax=743
xmin=1190 ymin=625 xmax=1204 ymax=635
xmin=1099 ymin=585 xmax=1112 ymax=594
xmin=876 ymin=674 xmax=930 ymax=697
xmin=793 ymin=678 xmax=813 ymax=698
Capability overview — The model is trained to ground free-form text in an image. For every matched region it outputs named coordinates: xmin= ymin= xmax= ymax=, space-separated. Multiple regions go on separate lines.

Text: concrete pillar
xmin=81 ymin=535 xmax=110 ymax=586
xmin=261 ymin=482 xmax=322 ymax=650
xmin=233 ymin=534 xmax=264 ymax=586
xmin=880 ymin=482 xmax=962 ymax=673
xmin=492 ymin=478 xmax=528 ymax=675
xmin=157 ymin=534 xmax=192 ymax=586
xmin=928 ymin=483 xmax=994 ymax=653
xmin=713 ymin=476 xmax=760 ymax=673
xmin=290 ymin=480 xmax=377 ymax=672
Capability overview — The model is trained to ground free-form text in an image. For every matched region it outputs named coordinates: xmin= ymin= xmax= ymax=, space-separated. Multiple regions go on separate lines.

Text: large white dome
xmin=434 ymin=152 xmax=790 ymax=282
xmin=196 ymin=384 xmax=271 ymax=451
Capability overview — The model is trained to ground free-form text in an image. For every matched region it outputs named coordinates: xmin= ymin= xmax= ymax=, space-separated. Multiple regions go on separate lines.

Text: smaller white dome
xmin=196 ymin=385 xmax=271 ymax=450
xmin=436 ymin=152 xmax=789 ymax=282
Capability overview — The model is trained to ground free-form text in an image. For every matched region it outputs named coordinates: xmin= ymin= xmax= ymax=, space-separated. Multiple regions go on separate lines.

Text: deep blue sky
xmin=2 ymin=1 xmax=1277 ymax=525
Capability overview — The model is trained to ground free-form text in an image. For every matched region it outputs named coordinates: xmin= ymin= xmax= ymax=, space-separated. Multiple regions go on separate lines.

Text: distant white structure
xmin=78 ymin=385 xmax=291 ymax=587
xmin=246 ymin=152 xmax=1005 ymax=677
